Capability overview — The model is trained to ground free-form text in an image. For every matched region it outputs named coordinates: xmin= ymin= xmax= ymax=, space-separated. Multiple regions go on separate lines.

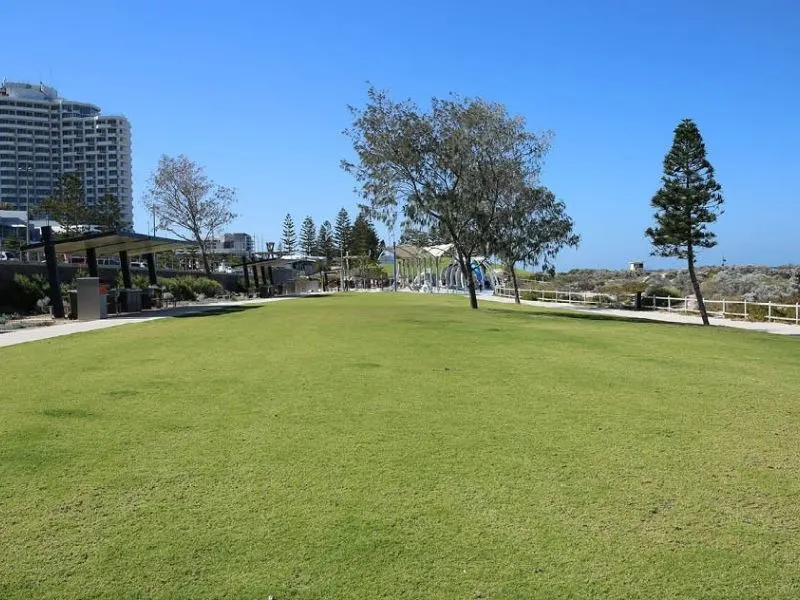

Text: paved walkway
xmin=0 ymin=298 xmax=291 ymax=348
xmin=482 ymin=294 xmax=800 ymax=336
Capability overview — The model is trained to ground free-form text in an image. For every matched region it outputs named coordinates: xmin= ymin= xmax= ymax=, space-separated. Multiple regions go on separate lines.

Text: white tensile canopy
xmin=381 ymin=243 xmax=498 ymax=291
xmin=384 ymin=243 xmax=454 ymax=261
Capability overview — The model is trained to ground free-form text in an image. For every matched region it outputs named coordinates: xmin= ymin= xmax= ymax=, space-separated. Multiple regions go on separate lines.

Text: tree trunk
xmin=456 ymin=254 xmax=478 ymax=309
xmin=687 ymin=244 xmax=709 ymax=325
xmin=198 ymin=237 xmax=212 ymax=276
xmin=509 ymin=264 xmax=520 ymax=304
xmin=465 ymin=269 xmax=478 ymax=309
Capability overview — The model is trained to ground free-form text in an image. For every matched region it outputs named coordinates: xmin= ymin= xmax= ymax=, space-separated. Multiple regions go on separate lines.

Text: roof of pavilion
xmin=24 ymin=230 xmax=197 ymax=256
xmin=390 ymin=243 xmax=455 ymax=260
xmin=245 ymin=254 xmax=326 ymax=268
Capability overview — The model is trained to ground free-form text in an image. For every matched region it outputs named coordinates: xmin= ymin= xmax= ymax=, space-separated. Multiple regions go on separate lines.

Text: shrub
xmin=192 ymin=277 xmax=223 ymax=298
xmin=161 ymin=277 xmax=196 ymax=301
xmin=235 ymin=278 xmax=249 ymax=293
xmin=60 ymin=282 xmax=72 ymax=303
xmin=10 ymin=273 xmax=48 ymax=313
xmin=158 ymin=276 xmax=223 ymax=301
xmin=132 ymin=274 xmax=151 ymax=289
xmin=645 ymin=285 xmax=683 ymax=308
xmin=746 ymin=304 xmax=769 ymax=322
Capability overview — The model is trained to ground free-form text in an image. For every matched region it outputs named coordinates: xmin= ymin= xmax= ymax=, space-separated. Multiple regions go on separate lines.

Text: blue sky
xmin=3 ymin=0 xmax=798 ymax=269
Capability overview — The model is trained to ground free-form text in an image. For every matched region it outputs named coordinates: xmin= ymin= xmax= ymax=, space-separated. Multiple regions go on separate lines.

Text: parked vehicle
xmin=0 ymin=250 xmax=18 ymax=261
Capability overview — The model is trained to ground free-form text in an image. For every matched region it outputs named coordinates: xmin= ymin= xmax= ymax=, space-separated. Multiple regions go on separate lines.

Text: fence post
xmin=796 ymin=303 xmax=799 ymax=326
xmin=768 ymin=302 xmax=772 ymax=322
xmin=722 ymin=298 xmax=726 ymax=318
xmin=744 ymin=298 xmax=748 ymax=320
xmin=685 ymin=297 xmax=689 ymax=314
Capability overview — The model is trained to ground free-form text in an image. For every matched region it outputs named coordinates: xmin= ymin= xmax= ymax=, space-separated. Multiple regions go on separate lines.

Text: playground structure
xmin=386 ymin=244 xmax=501 ymax=293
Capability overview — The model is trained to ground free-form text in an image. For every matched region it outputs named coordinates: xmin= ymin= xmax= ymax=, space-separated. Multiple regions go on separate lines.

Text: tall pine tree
xmin=281 ymin=213 xmax=297 ymax=255
xmin=300 ymin=215 xmax=316 ymax=256
xmin=316 ymin=221 xmax=335 ymax=261
xmin=646 ymin=118 xmax=723 ymax=325
xmin=93 ymin=193 xmax=126 ymax=231
xmin=334 ymin=208 xmax=352 ymax=255
xmin=351 ymin=214 xmax=380 ymax=258
xmin=39 ymin=173 xmax=89 ymax=234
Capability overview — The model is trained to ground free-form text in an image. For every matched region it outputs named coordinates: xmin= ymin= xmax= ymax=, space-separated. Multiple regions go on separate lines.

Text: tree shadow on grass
xmin=483 ymin=303 xmax=703 ymax=329
xmin=107 ymin=303 xmax=267 ymax=320
xmin=170 ymin=305 xmax=267 ymax=319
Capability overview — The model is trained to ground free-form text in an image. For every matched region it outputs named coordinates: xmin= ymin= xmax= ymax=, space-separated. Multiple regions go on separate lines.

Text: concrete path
xmin=0 ymin=298 xmax=291 ymax=349
xmin=482 ymin=294 xmax=800 ymax=336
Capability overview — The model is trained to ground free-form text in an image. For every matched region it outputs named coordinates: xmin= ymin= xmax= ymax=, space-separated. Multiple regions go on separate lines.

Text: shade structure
xmin=245 ymin=255 xmax=323 ymax=269
xmin=24 ymin=230 xmax=197 ymax=256
xmin=381 ymin=243 xmax=454 ymax=261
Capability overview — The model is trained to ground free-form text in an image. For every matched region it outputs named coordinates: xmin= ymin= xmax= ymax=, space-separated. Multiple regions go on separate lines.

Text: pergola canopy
xmin=24 ymin=230 xmax=197 ymax=256
xmin=246 ymin=255 xmax=323 ymax=269
xmin=388 ymin=243 xmax=454 ymax=261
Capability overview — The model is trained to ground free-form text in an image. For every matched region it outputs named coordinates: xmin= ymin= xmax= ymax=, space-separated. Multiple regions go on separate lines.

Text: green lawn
xmin=2 ymin=294 xmax=800 ymax=599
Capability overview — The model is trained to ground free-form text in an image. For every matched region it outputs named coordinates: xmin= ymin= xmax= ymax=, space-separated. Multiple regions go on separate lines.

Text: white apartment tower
xmin=0 ymin=81 xmax=133 ymax=224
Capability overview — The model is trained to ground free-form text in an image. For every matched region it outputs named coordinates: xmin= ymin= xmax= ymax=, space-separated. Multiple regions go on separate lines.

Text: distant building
xmin=629 ymin=261 xmax=645 ymax=273
xmin=0 ymin=81 xmax=133 ymax=224
xmin=0 ymin=209 xmax=67 ymax=244
xmin=205 ymin=232 xmax=254 ymax=255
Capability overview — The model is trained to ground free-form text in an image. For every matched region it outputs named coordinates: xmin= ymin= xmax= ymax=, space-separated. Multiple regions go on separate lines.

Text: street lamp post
xmin=18 ymin=165 xmax=32 ymax=262
xmin=392 ymin=239 xmax=397 ymax=292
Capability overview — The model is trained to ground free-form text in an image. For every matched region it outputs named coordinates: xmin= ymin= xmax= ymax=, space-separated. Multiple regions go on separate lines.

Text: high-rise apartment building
xmin=205 ymin=232 xmax=255 ymax=255
xmin=0 ymin=81 xmax=133 ymax=224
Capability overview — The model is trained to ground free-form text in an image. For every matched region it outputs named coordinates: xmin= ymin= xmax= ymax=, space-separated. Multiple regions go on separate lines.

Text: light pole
xmin=392 ymin=238 xmax=397 ymax=292
xmin=340 ymin=246 xmax=345 ymax=291
xmin=17 ymin=165 xmax=32 ymax=262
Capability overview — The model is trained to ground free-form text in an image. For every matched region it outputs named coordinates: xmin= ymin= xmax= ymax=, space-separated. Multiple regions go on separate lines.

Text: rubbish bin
xmin=75 ymin=277 xmax=104 ymax=321
xmin=99 ymin=283 xmax=108 ymax=319
xmin=149 ymin=286 xmax=163 ymax=309
xmin=68 ymin=290 xmax=78 ymax=319
xmin=119 ymin=289 xmax=142 ymax=313
xmin=107 ymin=289 xmax=119 ymax=314
xmin=141 ymin=288 xmax=153 ymax=310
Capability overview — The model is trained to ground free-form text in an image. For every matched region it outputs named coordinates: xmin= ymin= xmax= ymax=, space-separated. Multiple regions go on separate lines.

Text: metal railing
xmin=495 ymin=286 xmax=616 ymax=306
xmin=494 ymin=286 xmax=800 ymax=326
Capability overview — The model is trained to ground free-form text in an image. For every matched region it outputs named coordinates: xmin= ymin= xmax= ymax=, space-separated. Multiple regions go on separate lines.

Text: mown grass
xmin=1 ymin=293 xmax=800 ymax=599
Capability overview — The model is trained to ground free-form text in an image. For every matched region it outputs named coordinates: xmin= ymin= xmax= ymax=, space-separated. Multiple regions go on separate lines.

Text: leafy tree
xmin=92 ymin=193 xmax=126 ymax=231
xmin=316 ymin=221 xmax=335 ymax=262
xmin=39 ymin=173 xmax=89 ymax=234
xmin=646 ymin=119 xmax=723 ymax=325
xmin=351 ymin=214 xmax=380 ymax=259
xmin=144 ymin=154 xmax=237 ymax=276
xmin=343 ymin=87 xmax=551 ymax=309
xmin=300 ymin=215 xmax=316 ymax=256
xmin=489 ymin=186 xmax=579 ymax=303
xmin=399 ymin=218 xmax=446 ymax=247
xmin=334 ymin=208 xmax=352 ymax=255
xmin=281 ymin=213 xmax=297 ymax=254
